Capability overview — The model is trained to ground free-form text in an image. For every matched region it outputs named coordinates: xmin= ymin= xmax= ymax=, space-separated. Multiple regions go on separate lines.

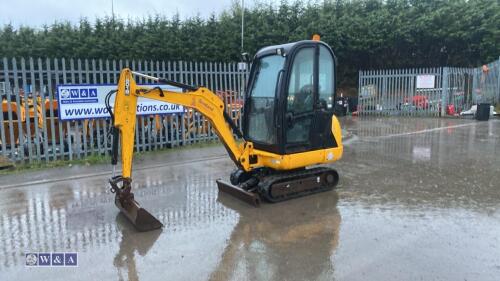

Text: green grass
xmin=0 ymin=154 xmax=110 ymax=175
xmin=0 ymin=140 xmax=222 ymax=175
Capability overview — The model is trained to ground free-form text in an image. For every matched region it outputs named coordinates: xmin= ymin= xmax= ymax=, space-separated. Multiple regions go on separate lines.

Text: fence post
xmin=357 ymin=70 xmax=362 ymax=115
xmin=441 ymin=67 xmax=449 ymax=117
xmin=497 ymin=57 xmax=500 ymax=105
xmin=0 ymin=58 xmax=9 ymax=158
xmin=382 ymin=70 xmax=387 ymax=116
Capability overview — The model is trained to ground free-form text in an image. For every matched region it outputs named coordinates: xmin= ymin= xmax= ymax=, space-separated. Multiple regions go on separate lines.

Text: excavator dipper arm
xmin=108 ymin=68 xmax=248 ymax=231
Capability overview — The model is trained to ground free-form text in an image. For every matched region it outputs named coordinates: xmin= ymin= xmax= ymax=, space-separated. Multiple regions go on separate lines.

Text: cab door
xmin=313 ymin=44 xmax=337 ymax=150
xmin=244 ymin=54 xmax=286 ymax=154
xmin=284 ymin=47 xmax=316 ymax=153
xmin=283 ymin=44 xmax=337 ymax=153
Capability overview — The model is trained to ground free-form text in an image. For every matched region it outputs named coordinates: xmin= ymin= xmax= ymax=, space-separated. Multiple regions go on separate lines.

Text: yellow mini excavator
xmin=107 ymin=37 xmax=343 ymax=231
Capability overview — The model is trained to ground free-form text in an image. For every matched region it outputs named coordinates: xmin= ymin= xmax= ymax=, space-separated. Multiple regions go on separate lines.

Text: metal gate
xmin=358 ymin=58 xmax=500 ymax=117
xmin=358 ymin=68 xmax=443 ymax=117
xmin=442 ymin=67 xmax=475 ymax=115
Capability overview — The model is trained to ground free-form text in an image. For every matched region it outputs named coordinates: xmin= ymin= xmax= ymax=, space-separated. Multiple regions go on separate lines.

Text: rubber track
xmin=258 ymin=167 xmax=339 ymax=203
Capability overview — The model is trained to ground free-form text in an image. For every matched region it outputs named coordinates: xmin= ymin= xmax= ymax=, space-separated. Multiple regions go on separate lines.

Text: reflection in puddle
xmin=343 ymin=117 xmax=499 ymax=167
xmin=0 ymin=170 xmax=238 ymax=273
xmin=210 ymin=192 xmax=341 ymax=281
xmin=412 ymin=146 xmax=431 ymax=162
xmin=114 ymin=214 xmax=162 ymax=281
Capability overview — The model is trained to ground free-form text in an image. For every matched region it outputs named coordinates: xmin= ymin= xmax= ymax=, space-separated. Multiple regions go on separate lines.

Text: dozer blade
xmin=114 ymin=195 xmax=163 ymax=232
xmin=216 ymin=179 xmax=261 ymax=207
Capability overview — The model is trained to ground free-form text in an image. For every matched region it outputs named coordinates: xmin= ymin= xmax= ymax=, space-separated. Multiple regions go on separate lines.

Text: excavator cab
xmin=244 ymin=40 xmax=337 ymax=155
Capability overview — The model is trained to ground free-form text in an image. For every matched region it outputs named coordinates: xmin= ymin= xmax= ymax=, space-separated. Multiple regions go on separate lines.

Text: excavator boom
xmin=112 ymin=69 xmax=245 ymax=177
xmin=109 ymin=69 xmax=255 ymax=231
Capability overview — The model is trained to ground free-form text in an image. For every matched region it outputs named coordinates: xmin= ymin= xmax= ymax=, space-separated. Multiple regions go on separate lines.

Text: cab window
xmin=318 ymin=45 xmax=335 ymax=109
xmin=246 ymin=55 xmax=285 ymax=144
xmin=286 ymin=47 xmax=315 ymax=144
xmin=287 ymin=48 xmax=314 ymax=114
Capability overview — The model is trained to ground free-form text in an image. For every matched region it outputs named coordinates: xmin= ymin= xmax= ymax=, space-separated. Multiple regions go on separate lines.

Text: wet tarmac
xmin=0 ymin=117 xmax=499 ymax=281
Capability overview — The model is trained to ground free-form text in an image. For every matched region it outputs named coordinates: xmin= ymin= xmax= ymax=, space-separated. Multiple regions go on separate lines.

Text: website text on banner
xmin=57 ymin=84 xmax=184 ymax=121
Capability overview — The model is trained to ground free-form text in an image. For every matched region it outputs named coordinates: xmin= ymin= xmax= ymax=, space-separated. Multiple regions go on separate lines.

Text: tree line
xmin=0 ymin=0 xmax=498 ymax=87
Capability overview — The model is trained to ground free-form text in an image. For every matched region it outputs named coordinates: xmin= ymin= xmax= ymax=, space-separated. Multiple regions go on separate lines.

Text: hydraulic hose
xmin=105 ymin=90 xmax=120 ymax=165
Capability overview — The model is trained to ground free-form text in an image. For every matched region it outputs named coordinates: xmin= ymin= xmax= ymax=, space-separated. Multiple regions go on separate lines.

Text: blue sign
xmin=39 ymin=253 xmax=51 ymax=266
xmin=89 ymin=88 xmax=98 ymax=97
xmin=52 ymin=253 xmax=64 ymax=266
xmin=65 ymin=253 xmax=78 ymax=266
xmin=26 ymin=252 xmax=78 ymax=267
xmin=80 ymin=88 xmax=89 ymax=98
xmin=25 ymin=253 xmax=38 ymax=266
xmin=60 ymin=87 xmax=99 ymax=104
xmin=70 ymin=89 xmax=79 ymax=98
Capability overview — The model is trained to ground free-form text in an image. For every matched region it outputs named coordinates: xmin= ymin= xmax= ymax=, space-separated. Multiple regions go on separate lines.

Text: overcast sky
xmin=0 ymin=0 xmax=279 ymax=27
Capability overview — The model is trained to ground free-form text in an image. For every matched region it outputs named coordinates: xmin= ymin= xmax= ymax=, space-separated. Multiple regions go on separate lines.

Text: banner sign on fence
xmin=56 ymin=84 xmax=184 ymax=121
xmin=416 ymin=75 xmax=435 ymax=88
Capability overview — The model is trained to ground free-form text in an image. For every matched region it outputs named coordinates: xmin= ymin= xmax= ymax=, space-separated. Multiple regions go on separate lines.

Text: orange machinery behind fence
xmin=1 ymin=97 xmax=59 ymax=147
